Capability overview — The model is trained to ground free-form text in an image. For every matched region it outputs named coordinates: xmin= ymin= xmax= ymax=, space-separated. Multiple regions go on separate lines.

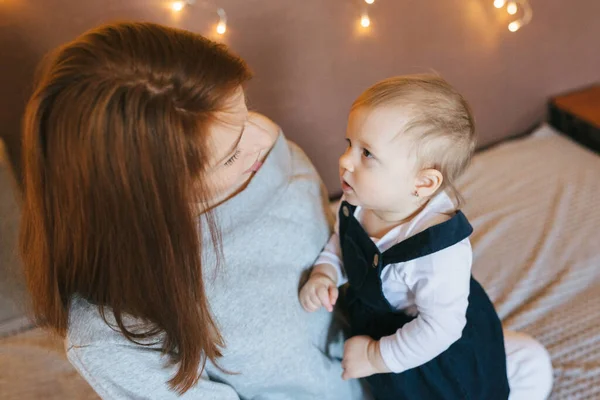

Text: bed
xmin=458 ymin=124 xmax=600 ymax=399
xmin=1 ymin=123 xmax=599 ymax=399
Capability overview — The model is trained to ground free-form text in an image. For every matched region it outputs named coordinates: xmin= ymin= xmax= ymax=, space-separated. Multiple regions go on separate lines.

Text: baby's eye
xmin=362 ymin=148 xmax=373 ymax=159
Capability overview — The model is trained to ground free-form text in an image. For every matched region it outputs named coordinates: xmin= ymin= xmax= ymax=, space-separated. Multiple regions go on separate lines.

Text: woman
xmin=20 ymin=21 xmax=365 ymax=399
xmin=20 ymin=21 xmax=551 ymax=399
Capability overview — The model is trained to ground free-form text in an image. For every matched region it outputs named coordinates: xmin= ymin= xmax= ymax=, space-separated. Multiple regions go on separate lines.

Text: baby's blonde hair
xmin=351 ymin=74 xmax=476 ymax=207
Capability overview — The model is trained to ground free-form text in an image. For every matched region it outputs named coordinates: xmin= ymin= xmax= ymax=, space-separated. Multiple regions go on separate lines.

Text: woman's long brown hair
xmin=20 ymin=22 xmax=251 ymax=393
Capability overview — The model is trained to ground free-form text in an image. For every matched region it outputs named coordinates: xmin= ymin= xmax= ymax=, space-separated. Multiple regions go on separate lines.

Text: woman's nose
xmin=244 ymin=112 xmax=279 ymax=153
xmin=339 ymin=150 xmax=354 ymax=173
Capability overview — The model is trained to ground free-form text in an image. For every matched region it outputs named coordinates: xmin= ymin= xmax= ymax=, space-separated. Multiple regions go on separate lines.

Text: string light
xmin=508 ymin=21 xmax=521 ymax=32
xmin=359 ymin=0 xmax=374 ymax=29
xmin=216 ymin=8 xmax=227 ymax=35
xmin=494 ymin=0 xmax=532 ymax=32
xmin=169 ymin=1 xmax=227 ymax=36
xmin=168 ymin=1 xmax=533 ymax=37
xmin=360 ymin=14 xmax=371 ymax=28
xmin=171 ymin=1 xmax=185 ymax=12
xmin=171 ymin=0 xmax=196 ymax=12
xmin=216 ymin=21 xmax=227 ymax=34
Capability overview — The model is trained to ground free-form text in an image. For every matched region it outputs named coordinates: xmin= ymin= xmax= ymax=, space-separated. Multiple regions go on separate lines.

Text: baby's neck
xmin=361 ymin=201 xmax=428 ymax=239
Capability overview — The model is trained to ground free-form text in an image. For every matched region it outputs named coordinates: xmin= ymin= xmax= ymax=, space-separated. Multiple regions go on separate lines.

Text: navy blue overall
xmin=338 ymin=201 xmax=510 ymax=400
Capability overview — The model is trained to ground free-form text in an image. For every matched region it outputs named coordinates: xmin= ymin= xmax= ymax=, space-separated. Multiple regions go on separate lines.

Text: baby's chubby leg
xmin=505 ymin=330 xmax=553 ymax=400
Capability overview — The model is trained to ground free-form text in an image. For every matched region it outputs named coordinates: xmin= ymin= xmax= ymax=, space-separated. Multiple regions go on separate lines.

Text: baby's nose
xmin=339 ymin=152 xmax=354 ymax=172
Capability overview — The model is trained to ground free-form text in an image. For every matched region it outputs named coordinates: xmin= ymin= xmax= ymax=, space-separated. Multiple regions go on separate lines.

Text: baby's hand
xmin=299 ymin=264 xmax=338 ymax=312
xmin=341 ymin=336 xmax=390 ymax=380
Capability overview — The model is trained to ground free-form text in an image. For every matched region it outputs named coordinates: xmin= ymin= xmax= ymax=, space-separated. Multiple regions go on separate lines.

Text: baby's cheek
xmin=367 ymin=174 xmax=386 ymax=191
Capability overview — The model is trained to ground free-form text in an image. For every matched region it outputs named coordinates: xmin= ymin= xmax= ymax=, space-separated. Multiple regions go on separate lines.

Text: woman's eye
xmin=362 ymin=148 xmax=373 ymax=158
xmin=224 ymin=150 xmax=241 ymax=167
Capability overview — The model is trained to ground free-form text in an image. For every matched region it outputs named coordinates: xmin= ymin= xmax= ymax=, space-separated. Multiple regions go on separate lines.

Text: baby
xmin=300 ymin=74 xmax=510 ymax=399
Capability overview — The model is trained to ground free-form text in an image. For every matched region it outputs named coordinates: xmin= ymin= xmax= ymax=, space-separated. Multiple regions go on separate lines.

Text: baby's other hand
xmin=299 ymin=264 xmax=338 ymax=312
xmin=342 ymin=336 xmax=390 ymax=380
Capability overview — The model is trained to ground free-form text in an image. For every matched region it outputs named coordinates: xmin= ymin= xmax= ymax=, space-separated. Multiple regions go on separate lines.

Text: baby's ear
xmin=414 ymin=168 xmax=443 ymax=197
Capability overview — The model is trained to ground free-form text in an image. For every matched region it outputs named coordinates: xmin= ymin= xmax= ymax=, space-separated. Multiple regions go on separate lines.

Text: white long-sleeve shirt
xmin=316 ymin=191 xmax=472 ymax=373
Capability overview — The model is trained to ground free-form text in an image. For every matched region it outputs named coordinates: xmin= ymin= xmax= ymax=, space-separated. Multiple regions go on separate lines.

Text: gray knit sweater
xmin=66 ymin=133 xmax=367 ymax=400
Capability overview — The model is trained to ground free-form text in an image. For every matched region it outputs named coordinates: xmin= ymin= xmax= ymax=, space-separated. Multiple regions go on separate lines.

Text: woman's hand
xmin=341 ymin=336 xmax=391 ymax=380
xmin=299 ymin=264 xmax=338 ymax=312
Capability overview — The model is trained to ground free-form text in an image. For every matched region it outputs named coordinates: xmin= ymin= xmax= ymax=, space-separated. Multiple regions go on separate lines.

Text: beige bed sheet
xmin=458 ymin=124 xmax=600 ymax=399
xmin=1 ymin=124 xmax=598 ymax=399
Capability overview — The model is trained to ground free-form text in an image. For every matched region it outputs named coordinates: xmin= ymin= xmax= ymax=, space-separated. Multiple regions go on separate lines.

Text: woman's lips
xmin=244 ymin=161 xmax=263 ymax=174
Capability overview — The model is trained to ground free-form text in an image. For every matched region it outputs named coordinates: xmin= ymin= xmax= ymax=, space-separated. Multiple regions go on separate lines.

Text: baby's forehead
xmin=351 ymin=105 xmax=416 ymax=143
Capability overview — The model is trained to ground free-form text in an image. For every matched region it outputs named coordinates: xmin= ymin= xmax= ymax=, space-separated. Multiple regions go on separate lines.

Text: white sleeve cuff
xmin=314 ymin=253 xmax=347 ymax=286
xmin=314 ymin=232 xmax=347 ymax=286
xmin=378 ymin=333 xmax=408 ymax=373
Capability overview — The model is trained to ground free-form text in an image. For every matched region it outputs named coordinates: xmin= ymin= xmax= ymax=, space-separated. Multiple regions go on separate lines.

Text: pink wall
xmin=1 ymin=0 xmax=599 ymax=193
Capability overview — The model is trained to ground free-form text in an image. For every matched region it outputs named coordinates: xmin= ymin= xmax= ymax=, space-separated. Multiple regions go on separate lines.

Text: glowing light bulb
xmin=171 ymin=1 xmax=185 ymax=12
xmin=507 ymin=2 xmax=518 ymax=15
xmin=216 ymin=21 xmax=227 ymax=34
xmin=494 ymin=0 xmax=506 ymax=8
xmin=360 ymin=15 xmax=371 ymax=28
xmin=508 ymin=21 xmax=521 ymax=32
xmin=365 ymin=0 xmax=375 ymax=4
